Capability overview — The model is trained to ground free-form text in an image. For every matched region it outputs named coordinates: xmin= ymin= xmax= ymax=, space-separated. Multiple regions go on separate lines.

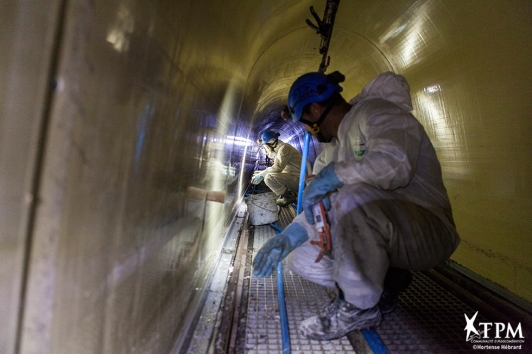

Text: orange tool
xmin=310 ymin=201 xmax=332 ymax=262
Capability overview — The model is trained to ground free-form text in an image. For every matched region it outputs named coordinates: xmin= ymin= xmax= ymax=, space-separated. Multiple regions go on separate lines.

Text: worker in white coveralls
xmin=251 ymin=130 xmax=302 ymax=207
xmin=253 ymin=71 xmax=461 ymax=340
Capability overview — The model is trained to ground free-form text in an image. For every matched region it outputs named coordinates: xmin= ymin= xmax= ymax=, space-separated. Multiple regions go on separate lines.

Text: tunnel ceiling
xmin=171 ymin=0 xmax=409 ymax=132
xmin=181 ymin=0 xmax=481 ymax=133
xmin=195 ymin=0 xmax=531 ymax=164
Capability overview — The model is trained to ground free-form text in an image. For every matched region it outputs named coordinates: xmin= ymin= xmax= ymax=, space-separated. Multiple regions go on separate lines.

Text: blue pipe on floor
xmin=269 ymin=222 xmax=290 ymax=354
xmin=269 ymin=133 xmax=311 ymax=354
xmin=362 ymin=329 xmax=389 ymax=353
xmin=270 ymin=132 xmax=387 ymax=353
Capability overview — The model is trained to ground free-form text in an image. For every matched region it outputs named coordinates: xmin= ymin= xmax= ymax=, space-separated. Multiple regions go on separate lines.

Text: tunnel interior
xmin=1 ymin=0 xmax=531 ymax=353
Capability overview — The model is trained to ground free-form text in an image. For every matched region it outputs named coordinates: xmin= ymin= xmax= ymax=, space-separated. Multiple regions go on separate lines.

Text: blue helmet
xmin=287 ymin=71 xmax=344 ymax=122
xmin=258 ymin=130 xmax=280 ymax=145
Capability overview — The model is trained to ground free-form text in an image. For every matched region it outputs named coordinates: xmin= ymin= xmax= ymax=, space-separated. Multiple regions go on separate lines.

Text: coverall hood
xmin=349 ymin=71 xmax=413 ymax=111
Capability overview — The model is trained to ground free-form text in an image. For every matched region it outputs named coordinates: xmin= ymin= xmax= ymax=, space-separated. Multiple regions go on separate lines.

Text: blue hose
xmin=267 ymin=133 xmax=312 ymax=354
xmin=245 ymin=189 xmax=267 ymax=195
xmin=297 ymin=133 xmax=311 ymax=214
xmin=362 ymin=329 xmax=389 ymax=353
xmin=266 ymin=133 xmax=311 ymax=354
xmin=269 ymin=222 xmax=283 ymax=235
xmin=245 ymin=189 xmax=270 ymax=197
xmin=268 ymin=132 xmax=387 ymax=353
xmin=269 ymin=223 xmax=290 ymax=354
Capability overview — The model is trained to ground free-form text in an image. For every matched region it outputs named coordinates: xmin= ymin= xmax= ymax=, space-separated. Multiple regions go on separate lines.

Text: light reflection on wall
xmin=414 ymin=84 xmax=470 ymax=179
xmin=222 ymin=134 xmax=254 ymax=199
xmin=210 ymin=81 xmax=238 ymax=192
xmin=282 ymin=133 xmax=302 ymax=145
xmin=236 ymin=134 xmax=252 ymax=199
xmin=200 ymin=79 xmax=242 ymax=245
xmin=106 ymin=4 xmax=135 ymax=52
xmin=379 ymin=0 xmax=443 ymax=71
xmin=224 ymin=135 xmax=253 ymax=147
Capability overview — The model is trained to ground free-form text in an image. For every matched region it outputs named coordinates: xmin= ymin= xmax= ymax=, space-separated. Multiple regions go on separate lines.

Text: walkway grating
xmin=184 ymin=203 xmax=531 ymax=353
xmin=245 ymin=220 xmax=356 ymax=353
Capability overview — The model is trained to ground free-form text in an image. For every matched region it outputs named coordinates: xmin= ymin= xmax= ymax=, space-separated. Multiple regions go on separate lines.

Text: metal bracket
xmin=305 ymin=0 xmax=341 ymax=73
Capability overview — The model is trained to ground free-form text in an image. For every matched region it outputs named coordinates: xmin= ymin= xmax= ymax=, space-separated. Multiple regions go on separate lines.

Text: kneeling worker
xmin=253 ymin=71 xmax=460 ymax=340
xmin=252 ymin=130 xmax=302 ymax=207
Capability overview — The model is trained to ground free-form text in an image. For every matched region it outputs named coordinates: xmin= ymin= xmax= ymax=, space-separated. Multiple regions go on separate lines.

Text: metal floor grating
xmin=238 ymin=205 xmax=529 ymax=353
xmin=376 ymin=272 xmax=480 ymax=354
xmin=245 ymin=221 xmax=356 ymax=353
xmin=186 ymin=202 xmax=530 ymax=353
xmin=377 ymin=271 xmax=504 ymax=353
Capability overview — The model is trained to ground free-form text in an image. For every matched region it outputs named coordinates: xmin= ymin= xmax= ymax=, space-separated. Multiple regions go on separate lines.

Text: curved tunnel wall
xmin=0 ymin=0 xmax=530 ymax=353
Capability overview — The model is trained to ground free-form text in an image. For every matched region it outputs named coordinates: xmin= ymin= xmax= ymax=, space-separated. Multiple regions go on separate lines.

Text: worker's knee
xmin=262 ymin=174 xmax=274 ymax=187
xmin=264 ymin=172 xmax=282 ymax=182
xmin=286 ymin=247 xmax=336 ymax=288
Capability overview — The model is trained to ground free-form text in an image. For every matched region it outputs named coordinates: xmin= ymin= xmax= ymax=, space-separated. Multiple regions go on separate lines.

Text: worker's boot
xmin=299 ymin=296 xmax=382 ymax=341
xmin=276 ymin=189 xmax=297 ymax=207
xmin=378 ymin=268 xmax=412 ymax=315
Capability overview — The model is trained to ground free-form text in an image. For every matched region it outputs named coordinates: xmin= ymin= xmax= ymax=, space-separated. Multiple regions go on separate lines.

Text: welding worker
xmin=251 ymin=130 xmax=302 ymax=207
xmin=253 ymin=71 xmax=460 ymax=340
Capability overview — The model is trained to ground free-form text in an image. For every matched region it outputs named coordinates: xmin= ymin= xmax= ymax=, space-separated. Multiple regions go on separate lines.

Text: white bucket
xmin=245 ymin=192 xmax=279 ymax=226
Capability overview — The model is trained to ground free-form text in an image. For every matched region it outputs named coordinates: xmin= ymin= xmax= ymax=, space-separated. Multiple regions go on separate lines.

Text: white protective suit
xmin=287 ymin=72 xmax=460 ymax=309
xmin=260 ymin=140 xmax=302 ymax=196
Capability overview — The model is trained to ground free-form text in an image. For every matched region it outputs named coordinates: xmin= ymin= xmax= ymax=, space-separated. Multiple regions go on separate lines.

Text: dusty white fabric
xmin=288 ymin=71 xmax=460 ymax=309
xmin=261 ymin=140 xmax=302 ymax=195
xmin=264 ymin=173 xmax=300 ymax=196
xmin=263 ymin=140 xmax=302 ymax=175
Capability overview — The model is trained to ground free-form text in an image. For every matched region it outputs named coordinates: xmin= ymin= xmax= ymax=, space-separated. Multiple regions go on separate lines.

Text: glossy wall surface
xmin=1 ymin=0 xmax=531 ymax=353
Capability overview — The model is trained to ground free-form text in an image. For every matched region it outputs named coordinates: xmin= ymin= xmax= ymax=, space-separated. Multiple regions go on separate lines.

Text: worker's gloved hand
xmin=251 ymin=172 xmax=264 ymax=185
xmin=303 ymin=163 xmax=343 ymax=224
xmin=253 ymin=223 xmax=309 ymax=278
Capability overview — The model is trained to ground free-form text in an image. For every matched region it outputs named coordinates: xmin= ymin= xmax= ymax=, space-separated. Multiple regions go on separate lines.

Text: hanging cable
xmin=305 ymin=0 xmax=341 ymax=73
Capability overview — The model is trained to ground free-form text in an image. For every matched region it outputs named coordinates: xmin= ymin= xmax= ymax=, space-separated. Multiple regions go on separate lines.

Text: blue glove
xmin=303 ymin=163 xmax=343 ymax=224
xmin=253 ymin=223 xmax=309 ymax=278
xmin=251 ymin=172 xmax=264 ymax=185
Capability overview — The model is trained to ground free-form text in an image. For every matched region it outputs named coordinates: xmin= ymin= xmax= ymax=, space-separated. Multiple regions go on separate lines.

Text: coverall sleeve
xmin=334 ymin=101 xmax=424 ymax=190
